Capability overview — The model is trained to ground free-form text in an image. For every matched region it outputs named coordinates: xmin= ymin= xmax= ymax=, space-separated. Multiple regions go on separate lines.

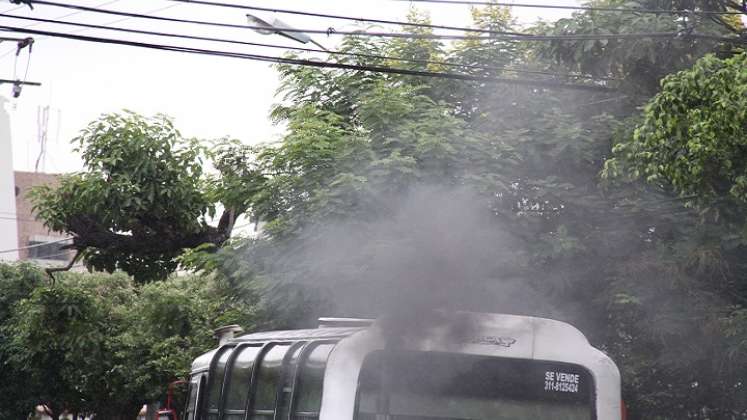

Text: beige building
xmin=14 ymin=170 xmax=75 ymax=265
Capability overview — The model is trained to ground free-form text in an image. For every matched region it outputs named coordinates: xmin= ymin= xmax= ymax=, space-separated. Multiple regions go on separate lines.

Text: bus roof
xmin=191 ymin=312 xmax=597 ymax=373
xmin=190 ymin=326 xmax=365 ymax=372
xmin=232 ymin=326 xmax=366 ymax=342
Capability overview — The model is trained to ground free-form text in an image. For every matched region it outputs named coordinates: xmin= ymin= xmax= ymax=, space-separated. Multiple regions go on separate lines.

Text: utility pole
xmin=1 ymin=36 xmax=42 ymax=98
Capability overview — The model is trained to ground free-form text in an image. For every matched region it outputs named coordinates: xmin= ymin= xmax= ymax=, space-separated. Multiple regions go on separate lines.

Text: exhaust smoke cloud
xmin=251 ymin=185 xmax=560 ymax=337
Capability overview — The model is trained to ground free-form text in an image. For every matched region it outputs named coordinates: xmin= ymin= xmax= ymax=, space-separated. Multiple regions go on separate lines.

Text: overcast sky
xmin=0 ymin=0 xmax=579 ymax=173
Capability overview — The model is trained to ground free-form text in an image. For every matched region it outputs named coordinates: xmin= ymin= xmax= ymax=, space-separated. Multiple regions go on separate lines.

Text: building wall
xmin=14 ymin=171 xmax=73 ymax=263
xmin=0 ymin=97 xmax=19 ymax=261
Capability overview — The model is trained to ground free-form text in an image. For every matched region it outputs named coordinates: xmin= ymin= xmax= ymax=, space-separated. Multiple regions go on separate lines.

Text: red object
xmin=621 ymin=400 xmax=628 ymax=420
xmin=156 ymin=380 xmax=187 ymax=420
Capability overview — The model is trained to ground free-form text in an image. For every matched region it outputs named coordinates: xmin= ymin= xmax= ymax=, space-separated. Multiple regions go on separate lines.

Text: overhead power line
xmin=0 ymin=4 xmax=24 ymax=13
xmin=390 ymin=0 xmax=746 ymax=16
xmin=0 ymin=0 xmax=121 ymax=60
xmin=18 ymin=0 xmax=738 ymax=43
xmin=39 ymin=0 xmax=119 ymax=21
xmin=0 ymin=214 xmax=39 ymax=222
xmin=166 ymin=0 xmax=527 ymax=36
xmin=0 ymin=25 xmax=617 ymax=92
xmin=0 ymin=13 xmax=617 ymax=81
xmin=0 ymin=236 xmax=72 ymax=254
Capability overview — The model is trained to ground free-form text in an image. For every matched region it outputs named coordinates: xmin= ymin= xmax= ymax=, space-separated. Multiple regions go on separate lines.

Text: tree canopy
xmin=30 ymin=112 xmax=264 ymax=282
xmin=0 ymin=264 xmax=260 ymax=420
xmin=606 ymin=52 xmax=747 ymax=225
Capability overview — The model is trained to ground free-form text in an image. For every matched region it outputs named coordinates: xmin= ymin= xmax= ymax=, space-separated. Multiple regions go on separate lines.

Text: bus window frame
xmin=197 ymin=339 xmax=340 ymax=420
xmin=184 ymin=373 xmax=207 ymax=420
xmin=196 ymin=375 xmax=207 ymax=420
xmin=205 ymin=346 xmax=236 ymax=420
xmin=273 ymin=341 xmax=307 ymax=420
xmin=288 ymin=340 xmax=338 ymax=420
xmin=244 ymin=342 xmax=293 ymax=420
xmin=219 ymin=343 xmax=265 ymax=420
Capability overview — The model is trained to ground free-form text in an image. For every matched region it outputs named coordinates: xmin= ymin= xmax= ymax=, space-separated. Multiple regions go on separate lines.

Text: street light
xmin=246 ymin=14 xmax=328 ymax=51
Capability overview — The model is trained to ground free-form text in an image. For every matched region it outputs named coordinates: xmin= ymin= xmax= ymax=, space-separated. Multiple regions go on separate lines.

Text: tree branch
xmin=65 ymin=212 xmax=242 ymax=259
xmin=46 ymin=249 xmax=83 ymax=284
xmin=217 ymin=207 xmax=239 ymax=237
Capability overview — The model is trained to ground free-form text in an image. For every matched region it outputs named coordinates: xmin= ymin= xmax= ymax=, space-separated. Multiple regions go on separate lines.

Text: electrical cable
xmin=0 ymin=236 xmax=72 ymax=254
xmin=389 ymin=0 xmax=746 ymax=16
xmin=5 ymin=29 xmax=33 ymax=96
xmin=0 ymin=214 xmax=39 ymax=222
xmin=0 ymin=4 xmax=23 ymax=13
xmin=0 ymin=13 xmax=618 ymax=81
xmin=47 ymin=0 xmax=120 ymax=21
xmin=166 ymin=0 xmax=528 ymax=36
xmin=577 ymin=95 xmax=628 ymax=107
xmin=20 ymin=36 xmax=29 ymax=79
xmin=0 ymin=42 xmax=17 ymax=60
xmin=0 ymin=25 xmax=618 ymax=92
xmin=18 ymin=0 xmax=719 ymax=42
xmin=84 ymin=3 xmax=179 ymax=29
xmin=0 ymin=0 xmax=121 ymax=59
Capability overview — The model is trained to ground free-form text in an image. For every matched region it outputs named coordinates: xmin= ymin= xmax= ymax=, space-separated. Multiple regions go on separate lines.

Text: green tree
xmin=0 ymin=264 xmax=261 ymax=420
xmin=602 ymin=52 xmax=747 ymax=417
xmin=605 ymin=53 xmax=747 ymax=224
xmin=536 ymin=0 xmax=741 ymax=100
xmin=29 ymin=112 xmax=264 ymax=282
xmin=0 ymin=263 xmax=46 ymax=419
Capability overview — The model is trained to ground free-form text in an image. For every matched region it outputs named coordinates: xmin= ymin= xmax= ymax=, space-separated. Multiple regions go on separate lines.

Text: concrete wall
xmin=0 ymin=97 xmax=19 ymax=261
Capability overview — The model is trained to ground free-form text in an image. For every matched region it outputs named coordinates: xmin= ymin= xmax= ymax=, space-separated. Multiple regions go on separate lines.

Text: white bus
xmin=183 ymin=312 xmax=623 ymax=420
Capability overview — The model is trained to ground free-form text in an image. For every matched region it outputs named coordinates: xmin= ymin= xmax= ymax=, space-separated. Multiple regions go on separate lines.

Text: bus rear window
xmin=223 ymin=345 xmax=263 ymax=420
xmin=250 ymin=344 xmax=290 ymax=420
xmin=356 ymin=351 xmax=594 ymax=420
xmin=293 ymin=343 xmax=334 ymax=419
xmin=206 ymin=347 xmax=233 ymax=420
xmin=183 ymin=374 xmax=203 ymax=420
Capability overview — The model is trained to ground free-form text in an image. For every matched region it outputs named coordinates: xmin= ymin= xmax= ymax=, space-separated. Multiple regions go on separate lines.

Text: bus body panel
xmin=191 ymin=348 xmax=217 ymax=373
xmin=319 ymin=313 xmax=621 ymax=420
xmin=531 ymin=316 xmax=622 ymax=420
xmin=189 ymin=312 xmax=621 ymax=420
